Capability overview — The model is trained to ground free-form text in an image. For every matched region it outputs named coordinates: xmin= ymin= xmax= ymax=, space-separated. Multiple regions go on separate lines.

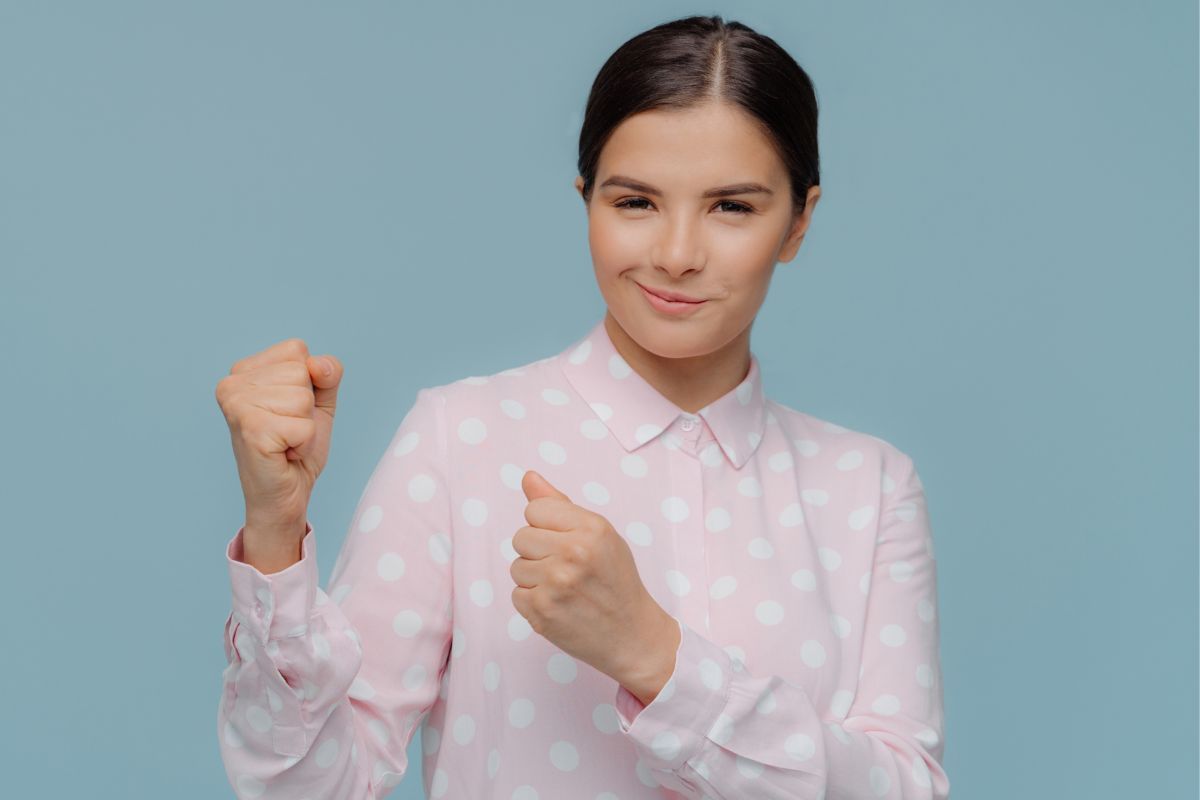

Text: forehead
xmin=597 ymin=102 xmax=785 ymax=189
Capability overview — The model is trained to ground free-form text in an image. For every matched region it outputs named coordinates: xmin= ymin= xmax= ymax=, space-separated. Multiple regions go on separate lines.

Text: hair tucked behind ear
xmin=577 ymin=14 xmax=820 ymax=217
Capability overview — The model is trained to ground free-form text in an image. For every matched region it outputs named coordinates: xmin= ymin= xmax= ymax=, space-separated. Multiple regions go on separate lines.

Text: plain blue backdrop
xmin=1 ymin=1 xmax=1195 ymax=797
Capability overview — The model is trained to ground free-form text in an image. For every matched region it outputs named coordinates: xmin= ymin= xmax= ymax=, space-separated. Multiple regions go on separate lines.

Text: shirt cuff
xmin=613 ymin=617 xmax=731 ymax=773
xmin=225 ymin=522 xmax=317 ymax=643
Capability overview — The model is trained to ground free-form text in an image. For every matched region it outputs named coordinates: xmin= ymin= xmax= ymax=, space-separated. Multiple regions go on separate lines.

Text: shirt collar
xmin=556 ymin=317 xmax=767 ymax=469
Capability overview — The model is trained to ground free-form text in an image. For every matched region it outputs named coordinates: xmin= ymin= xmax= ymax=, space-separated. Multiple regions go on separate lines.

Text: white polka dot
xmin=462 ymin=498 xmax=488 ymax=526
xmin=580 ymin=418 xmax=609 ymax=440
xmin=403 ymin=663 xmax=427 ymax=691
xmin=538 ymin=440 xmax=567 ymax=464
xmin=245 ymin=705 xmax=271 ymax=733
xmin=470 ymin=579 xmax=494 ymax=607
xmin=768 ymin=451 xmax=794 ymax=471
xmin=457 ymin=417 xmax=487 ymax=445
xmin=377 ymin=552 xmax=405 ymax=581
xmin=550 ymin=740 xmax=580 ymax=771
xmin=634 ymin=423 xmax=663 ymax=444
xmin=737 ymin=476 xmax=763 ymax=497
xmin=651 ymin=731 xmax=682 ymax=760
xmin=569 ymin=339 xmax=592 ymax=364
xmin=608 ymin=354 xmax=631 ymax=378
xmin=705 ymin=507 xmax=731 ymax=532
xmin=223 ymin=720 xmax=244 ymax=748
xmin=358 ymin=505 xmax=383 ymax=533
xmin=431 ymin=767 xmax=449 ymax=797
xmin=918 ymin=596 xmax=936 ymax=622
xmin=912 ymin=755 xmax=932 ymax=787
xmin=453 ymin=714 xmax=476 ymax=744
xmin=755 ymin=689 xmax=777 ymax=714
xmin=802 ymin=488 xmax=829 ymax=506
xmin=660 ymin=496 xmax=689 ymax=523
xmin=500 ymin=463 xmax=525 ymax=490
xmin=836 ymin=449 xmax=864 ymax=470
xmin=818 ymin=547 xmax=843 ymax=571
xmin=748 ymin=538 xmax=775 ymax=559
xmin=848 ymin=505 xmax=876 ymax=530
xmin=511 ymin=786 xmax=538 ymax=800
xmin=871 ymin=694 xmax=902 ymax=715
xmin=620 ymin=454 xmax=648 ymax=477
xmin=665 ymin=570 xmax=691 ymax=596
xmin=830 ymin=689 xmax=854 ymax=718
xmin=859 ymin=571 xmax=872 ymax=594
xmin=916 ymin=663 xmax=933 ymax=688
xmin=582 ymin=481 xmax=610 ymax=505
xmin=756 ymin=600 xmax=784 ymax=625
xmin=801 ymin=640 xmax=826 ymax=667
xmin=428 ymin=532 xmax=452 ymax=565
xmin=700 ymin=442 xmax=725 ymax=467
xmin=709 ymin=576 xmax=738 ymax=600
xmin=779 ymin=503 xmax=804 ymax=527
xmin=483 ymin=661 xmax=501 ymax=691
xmin=236 ymin=775 xmax=265 ymax=798
xmin=392 ymin=431 xmax=419 ymax=457
xmin=624 ymin=521 xmax=652 ymax=546
xmin=500 ymin=398 xmax=526 ymax=419
xmin=869 ymin=765 xmax=891 ymax=795
xmin=830 ymin=614 xmax=852 ymax=638
xmin=880 ymin=624 xmax=907 ymax=646
xmin=890 ymin=560 xmax=914 ymax=582
xmin=547 ymin=652 xmax=578 ymax=683
xmin=882 ymin=472 xmax=897 ymax=494
xmin=699 ymin=658 xmax=725 ymax=690
xmin=312 ymin=631 xmax=331 ymax=660
xmin=896 ymin=500 xmax=919 ymax=521
xmin=792 ymin=568 xmax=816 ymax=590
xmin=736 ymin=754 xmax=764 ymax=779
xmin=590 ymin=401 xmax=612 ymax=420
xmin=785 ymin=733 xmax=816 ymax=760
xmin=509 ymin=698 xmax=535 ymax=728
xmin=315 ymin=738 xmax=339 ymax=768
xmin=393 ymin=610 xmax=423 ymax=638
xmin=795 ymin=439 xmax=820 ymax=457
xmin=709 ymin=713 xmax=734 ymax=744
xmin=736 ymin=380 xmax=753 ymax=404
xmin=592 ymin=704 xmax=619 ymax=734
xmin=488 ymin=749 xmax=501 ymax=778
xmin=825 ymin=421 xmax=848 ymax=433
xmin=349 ymin=677 xmax=376 ymax=700
xmin=508 ymin=613 xmax=533 ymax=641
xmin=541 ymin=388 xmax=569 ymax=405
xmin=408 ymin=474 xmax=437 ymax=502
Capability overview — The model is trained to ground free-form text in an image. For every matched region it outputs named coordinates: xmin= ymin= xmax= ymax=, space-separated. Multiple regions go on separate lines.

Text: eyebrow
xmin=598 ymin=174 xmax=775 ymax=198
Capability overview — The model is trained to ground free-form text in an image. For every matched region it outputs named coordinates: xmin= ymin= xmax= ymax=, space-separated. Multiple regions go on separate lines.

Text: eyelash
xmin=613 ymin=197 xmax=754 ymax=215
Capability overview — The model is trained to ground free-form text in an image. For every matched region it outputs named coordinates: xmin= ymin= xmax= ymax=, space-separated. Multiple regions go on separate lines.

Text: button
xmin=254 ymin=601 xmax=265 ymax=617
xmin=680 ymin=415 xmax=697 ymax=431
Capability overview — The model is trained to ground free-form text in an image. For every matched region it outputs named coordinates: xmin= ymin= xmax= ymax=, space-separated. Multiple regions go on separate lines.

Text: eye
xmin=613 ymin=197 xmax=755 ymax=215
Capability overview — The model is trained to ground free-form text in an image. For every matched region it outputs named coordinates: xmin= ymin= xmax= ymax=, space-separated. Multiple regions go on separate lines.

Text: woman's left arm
xmin=613 ymin=452 xmax=950 ymax=800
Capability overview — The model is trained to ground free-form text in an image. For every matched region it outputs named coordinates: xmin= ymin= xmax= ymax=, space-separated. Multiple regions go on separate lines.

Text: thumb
xmin=522 ymin=470 xmax=570 ymax=502
xmin=308 ymin=355 xmax=343 ymax=417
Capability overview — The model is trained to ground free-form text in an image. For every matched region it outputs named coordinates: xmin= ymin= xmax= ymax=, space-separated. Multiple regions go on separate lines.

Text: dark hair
xmin=577 ymin=14 xmax=820 ymax=217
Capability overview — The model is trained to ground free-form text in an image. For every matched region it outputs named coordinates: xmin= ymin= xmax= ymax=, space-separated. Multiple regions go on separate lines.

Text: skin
xmin=511 ymin=99 xmax=822 ymax=707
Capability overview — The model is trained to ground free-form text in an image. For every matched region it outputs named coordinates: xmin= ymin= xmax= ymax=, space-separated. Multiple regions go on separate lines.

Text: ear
xmin=778 ymin=184 xmax=821 ymax=263
xmin=574 ymin=175 xmax=588 ymax=206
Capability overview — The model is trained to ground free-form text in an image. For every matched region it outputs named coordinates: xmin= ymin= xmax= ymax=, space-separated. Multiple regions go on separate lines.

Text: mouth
xmin=635 ymin=282 xmax=707 ymax=304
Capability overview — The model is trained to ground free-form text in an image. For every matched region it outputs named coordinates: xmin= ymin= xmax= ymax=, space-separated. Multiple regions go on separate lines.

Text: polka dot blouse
xmin=218 ymin=316 xmax=949 ymax=799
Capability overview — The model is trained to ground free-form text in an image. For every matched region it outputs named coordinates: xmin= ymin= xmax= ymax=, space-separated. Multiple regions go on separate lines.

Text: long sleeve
xmin=611 ymin=451 xmax=949 ymax=800
xmin=217 ymin=386 xmax=455 ymax=799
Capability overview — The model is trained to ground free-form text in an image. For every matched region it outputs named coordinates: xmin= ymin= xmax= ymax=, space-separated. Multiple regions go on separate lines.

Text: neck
xmin=603 ymin=310 xmax=751 ymax=415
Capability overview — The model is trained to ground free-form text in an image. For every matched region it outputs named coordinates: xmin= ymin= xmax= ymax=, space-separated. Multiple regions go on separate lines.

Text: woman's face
xmin=575 ymin=100 xmax=821 ymax=360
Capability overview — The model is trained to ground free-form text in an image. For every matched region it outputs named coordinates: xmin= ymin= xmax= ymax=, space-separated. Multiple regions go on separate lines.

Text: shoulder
xmin=764 ymin=397 xmax=916 ymax=482
xmin=416 ymin=349 xmax=565 ymax=423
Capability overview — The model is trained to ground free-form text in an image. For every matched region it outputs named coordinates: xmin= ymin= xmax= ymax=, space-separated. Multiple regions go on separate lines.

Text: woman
xmin=216 ymin=14 xmax=949 ymax=800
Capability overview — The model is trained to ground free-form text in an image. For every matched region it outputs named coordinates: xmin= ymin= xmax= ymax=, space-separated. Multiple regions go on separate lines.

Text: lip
xmin=636 ymin=281 xmax=709 ymax=316
xmin=635 ymin=282 xmax=707 ymax=303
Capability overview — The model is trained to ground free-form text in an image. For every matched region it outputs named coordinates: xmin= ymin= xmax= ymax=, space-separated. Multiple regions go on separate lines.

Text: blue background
xmin=1 ymin=1 xmax=1195 ymax=797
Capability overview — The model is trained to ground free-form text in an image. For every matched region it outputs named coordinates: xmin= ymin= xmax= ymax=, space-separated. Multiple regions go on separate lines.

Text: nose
xmin=652 ymin=214 xmax=704 ymax=278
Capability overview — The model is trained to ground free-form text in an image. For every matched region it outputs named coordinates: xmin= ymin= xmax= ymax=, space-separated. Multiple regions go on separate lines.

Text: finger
xmin=512 ymin=525 xmax=560 ymax=560
xmin=230 ymin=338 xmax=311 ymax=375
xmin=509 ymin=555 xmax=542 ymax=588
xmin=523 ymin=496 xmax=580 ymax=532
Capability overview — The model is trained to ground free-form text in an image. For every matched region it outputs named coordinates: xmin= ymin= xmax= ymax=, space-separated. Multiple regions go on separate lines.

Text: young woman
xmin=215 ymin=14 xmax=949 ymax=800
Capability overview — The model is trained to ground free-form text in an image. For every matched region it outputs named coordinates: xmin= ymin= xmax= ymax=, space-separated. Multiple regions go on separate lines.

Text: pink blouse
xmin=218 ymin=316 xmax=950 ymax=799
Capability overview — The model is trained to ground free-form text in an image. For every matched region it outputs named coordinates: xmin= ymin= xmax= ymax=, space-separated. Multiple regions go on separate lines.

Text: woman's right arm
xmin=214 ymin=341 xmax=454 ymax=797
